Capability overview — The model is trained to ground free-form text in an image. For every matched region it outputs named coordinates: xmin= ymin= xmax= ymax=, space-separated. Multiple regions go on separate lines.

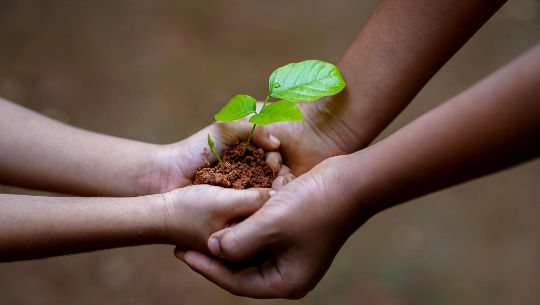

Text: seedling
xmin=212 ymin=59 xmax=346 ymax=158
xmin=207 ymin=134 xmax=222 ymax=163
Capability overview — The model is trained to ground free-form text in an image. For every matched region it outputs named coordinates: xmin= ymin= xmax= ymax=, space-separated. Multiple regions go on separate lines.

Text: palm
xmin=139 ymin=121 xmax=282 ymax=194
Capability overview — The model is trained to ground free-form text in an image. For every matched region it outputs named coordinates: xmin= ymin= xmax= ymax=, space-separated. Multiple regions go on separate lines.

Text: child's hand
xmin=160 ymin=185 xmax=272 ymax=253
xmin=137 ymin=120 xmax=293 ymax=194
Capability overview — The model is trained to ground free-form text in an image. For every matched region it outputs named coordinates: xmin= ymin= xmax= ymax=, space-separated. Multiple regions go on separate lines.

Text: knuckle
xmin=254 ymin=124 xmax=268 ymax=136
xmin=248 ymin=189 xmax=265 ymax=205
xmin=220 ymin=232 xmax=239 ymax=258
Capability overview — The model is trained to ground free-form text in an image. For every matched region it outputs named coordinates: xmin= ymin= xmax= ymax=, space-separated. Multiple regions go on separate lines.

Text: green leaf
xmin=207 ymin=134 xmax=222 ymax=163
xmin=214 ymin=94 xmax=257 ymax=121
xmin=207 ymin=134 xmax=215 ymax=149
xmin=269 ymin=59 xmax=346 ymax=102
xmin=249 ymin=100 xmax=303 ymax=125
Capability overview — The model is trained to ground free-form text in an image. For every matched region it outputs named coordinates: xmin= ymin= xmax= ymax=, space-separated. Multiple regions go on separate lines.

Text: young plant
xmin=213 ymin=59 xmax=346 ymax=157
xmin=207 ymin=134 xmax=222 ymax=163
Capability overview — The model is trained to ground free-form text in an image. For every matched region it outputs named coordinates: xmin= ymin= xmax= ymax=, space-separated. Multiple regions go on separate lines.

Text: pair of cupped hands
xmin=145 ymin=102 xmax=365 ymax=299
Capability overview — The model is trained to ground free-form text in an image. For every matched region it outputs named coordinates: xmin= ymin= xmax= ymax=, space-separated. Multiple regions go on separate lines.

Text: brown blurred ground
xmin=0 ymin=1 xmax=539 ymax=304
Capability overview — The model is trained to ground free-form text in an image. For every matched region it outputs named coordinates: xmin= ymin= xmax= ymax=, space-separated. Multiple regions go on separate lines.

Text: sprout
xmin=212 ymin=60 xmax=346 ymax=157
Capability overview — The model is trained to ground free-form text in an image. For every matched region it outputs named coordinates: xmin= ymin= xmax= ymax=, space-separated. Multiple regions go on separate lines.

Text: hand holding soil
xmin=1 ymin=0 xmax=539 ymax=302
xmin=135 ymin=119 xmax=287 ymax=194
xmin=0 ymin=98 xmax=294 ymax=261
xmin=176 ymin=46 xmax=540 ymax=298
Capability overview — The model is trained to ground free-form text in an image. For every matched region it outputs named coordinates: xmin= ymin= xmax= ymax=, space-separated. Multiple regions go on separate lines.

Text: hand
xmin=254 ymin=99 xmax=361 ymax=175
xmin=134 ymin=97 xmax=356 ymax=194
xmin=174 ymin=155 xmax=373 ymax=298
xmin=135 ymin=120 xmax=291 ymax=194
xmin=161 ymin=185 xmax=273 ymax=254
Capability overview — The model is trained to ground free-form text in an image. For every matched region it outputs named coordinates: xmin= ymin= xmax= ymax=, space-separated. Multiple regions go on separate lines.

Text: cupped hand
xmin=160 ymin=185 xmax=272 ymax=254
xmin=135 ymin=120 xmax=292 ymax=194
xmin=136 ymin=96 xmax=358 ymax=194
xmin=174 ymin=154 xmax=374 ymax=298
xmin=253 ymin=99 xmax=361 ymax=175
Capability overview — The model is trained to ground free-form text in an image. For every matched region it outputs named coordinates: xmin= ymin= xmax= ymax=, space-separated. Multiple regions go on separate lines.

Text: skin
xmin=0 ymin=185 xmax=271 ymax=262
xmin=257 ymin=0 xmax=507 ymax=175
xmin=176 ymin=45 xmax=540 ymax=298
xmin=0 ymin=93 xmax=293 ymax=261
xmin=0 ymin=0 xmax=512 ymax=285
xmin=0 ymin=98 xmax=285 ymax=196
xmin=0 ymin=0 xmax=506 ymax=195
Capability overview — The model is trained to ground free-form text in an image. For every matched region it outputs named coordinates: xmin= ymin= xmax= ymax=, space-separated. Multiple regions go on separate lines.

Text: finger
xmin=272 ymin=172 xmax=295 ymax=190
xmin=208 ymin=211 xmax=278 ymax=262
xmin=212 ymin=120 xmax=279 ymax=151
xmin=272 ymin=165 xmax=295 ymax=190
xmin=265 ymin=151 xmax=282 ymax=174
xmin=252 ymin=128 xmax=280 ymax=151
xmin=210 ymin=120 xmax=254 ymax=150
xmin=174 ymin=249 xmax=235 ymax=292
xmin=177 ymin=249 xmax=283 ymax=298
xmin=277 ymin=164 xmax=292 ymax=176
xmin=219 ymin=188 xmax=270 ymax=217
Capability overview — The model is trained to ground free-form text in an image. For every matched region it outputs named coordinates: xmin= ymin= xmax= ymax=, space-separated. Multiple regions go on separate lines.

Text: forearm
xmin=346 ymin=44 xmax=540 ymax=216
xmin=316 ymin=0 xmax=507 ymax=149
xmin=0 ymin=99 xmax=158 ymax=196
xmin=0 ymin=193 xmax=166 ymax=261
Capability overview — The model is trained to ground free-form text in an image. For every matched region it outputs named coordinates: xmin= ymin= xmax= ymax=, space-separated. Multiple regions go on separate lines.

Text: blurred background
xmin=0 ymin=0 xmax=539 ymax=304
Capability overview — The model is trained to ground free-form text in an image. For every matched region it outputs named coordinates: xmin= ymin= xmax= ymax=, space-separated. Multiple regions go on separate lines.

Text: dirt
xmin=193 ymin=142 xmax=275 ymax=189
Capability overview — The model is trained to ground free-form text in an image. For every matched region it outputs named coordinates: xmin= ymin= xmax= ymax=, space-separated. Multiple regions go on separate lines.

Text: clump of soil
xmin=193 ymin=142 xmax=275 ymax=189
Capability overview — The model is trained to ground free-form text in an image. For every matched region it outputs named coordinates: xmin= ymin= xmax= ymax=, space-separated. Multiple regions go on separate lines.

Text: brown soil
xmin=193 ymin=142 xmax=275 ymax=189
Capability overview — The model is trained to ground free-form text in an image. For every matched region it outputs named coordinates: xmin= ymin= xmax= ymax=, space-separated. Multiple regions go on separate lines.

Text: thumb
xmin=251 ymin=125 xmax=280 ymax=151
xmin=208 ymin=213 xmax=275 ymax=262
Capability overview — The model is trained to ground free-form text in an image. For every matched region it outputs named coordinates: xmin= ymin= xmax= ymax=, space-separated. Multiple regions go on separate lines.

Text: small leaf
xmin=207 ymin=134 xmax=222 ymax=163
xmin=214 ymin=95 xmax=257 ymax=121
xmin=249 ymin=100 xmax=303 ymax=125
xmin=269 ymin=60 xmax=346 ymax=102
xmin=207 ymin=134 xmax=215 ymax=149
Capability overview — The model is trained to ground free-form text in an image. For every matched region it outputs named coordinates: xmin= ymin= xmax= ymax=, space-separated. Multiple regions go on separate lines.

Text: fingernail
xmin=272 ymin=177 xmax=283 ymax=191
xmin=174 ymin=249 xmax=185 ymax=259
xmin=269 ymin=190 xmax=277 ymax=197
xmin=208 ymin=237 xmax=222 ymax=256
xmin=285 ymin=174 xmax=294 ymax=183
xmin=269 ymin=134 xmax=280 ymax=147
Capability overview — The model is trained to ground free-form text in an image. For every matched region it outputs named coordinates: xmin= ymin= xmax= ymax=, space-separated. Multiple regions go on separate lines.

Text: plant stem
xmin=241 ymin=95 xmax=271 ymax=157
xmin=242 ymin=124 xmax=256 ymax=156
xmin=262 ymin=95 xmax=271 ymax=107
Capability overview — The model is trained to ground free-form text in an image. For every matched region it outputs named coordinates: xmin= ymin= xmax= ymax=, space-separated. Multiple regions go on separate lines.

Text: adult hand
xmin=254 ymin=100 xmax=361 ymax=175
xmin=174 ymin=154 xmax=372 ymax=298
xmin=176 ymin=43 xmax=540 ymax=297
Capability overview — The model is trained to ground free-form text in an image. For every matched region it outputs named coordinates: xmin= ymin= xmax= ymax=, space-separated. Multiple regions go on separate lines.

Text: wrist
xmin=343 ymin=148 xmax=401 ymax=219
xmin=300 ymin=97 xmax=364 ymax=155
xmin=83 ymin=135 xmax=161 ymax=196
xmin=138 ymin=193 xmax=172 ymax=244
xmin=317 ymin=153 xmax=385 ymax=234
xmin=292 ymin=155 xmax=374 ymax=239
xmin=132 ymin=143 xmax=171 ymax=195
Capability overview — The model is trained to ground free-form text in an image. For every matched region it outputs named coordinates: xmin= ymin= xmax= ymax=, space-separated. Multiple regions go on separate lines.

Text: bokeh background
xmin=0 ymin=0 xmax=539 ymax=304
